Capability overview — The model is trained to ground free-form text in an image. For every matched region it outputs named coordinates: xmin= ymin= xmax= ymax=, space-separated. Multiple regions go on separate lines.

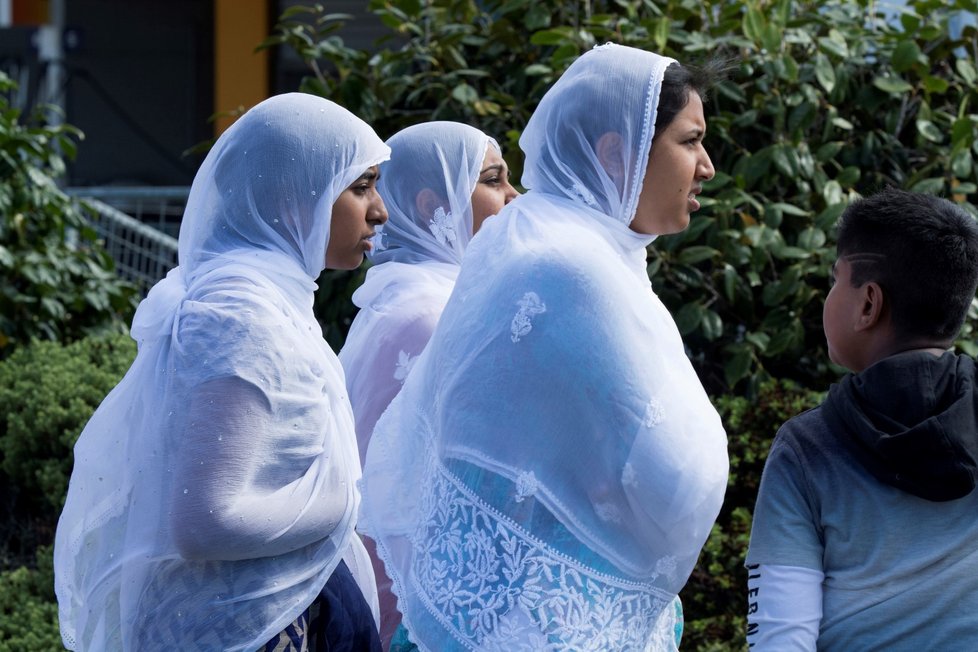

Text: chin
xmin=325 ymin=253 xmax=364 ymax=271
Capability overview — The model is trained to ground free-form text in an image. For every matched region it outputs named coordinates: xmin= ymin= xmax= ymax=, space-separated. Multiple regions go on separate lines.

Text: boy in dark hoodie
xmin=744 ymin=187 xmax=978 ymax=651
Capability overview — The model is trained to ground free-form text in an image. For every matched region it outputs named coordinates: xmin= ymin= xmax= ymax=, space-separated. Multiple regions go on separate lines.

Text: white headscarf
xmin=359 ymin=44 xmax=729 ymax=651
xmin=340 ymin=121 xmax=496 ymax=466
xmin=54 ymin=93 xmax=390 ymax=652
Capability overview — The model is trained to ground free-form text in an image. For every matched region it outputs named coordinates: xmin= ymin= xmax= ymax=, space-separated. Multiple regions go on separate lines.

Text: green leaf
xmin=524 ymin=63 xmax=552 ymax=76
xmin=822 ymin=180 xmax=843 ymax=205
xmin=814 ymin=54 xmax=835 ymax=93
xmin=678 ymin=246 xmax=719 ymax=265
xmin=916 ymin=119 xmax=943 ymax=143
xmin=674 ymin=302 xmax=704 ymax=335
xmin=952 ymin=150 xmax=973 ymax=179
xmin=910 ymin=177 xmax=945 ymax=194
xmin=923 ymin=76 xmax=949 ymax=94
xmin=722 ymin=264 xmax=738 ymax=302
xmin=451 ymin=83 xmax=478 ymax=104
xmin=771 ymin=202 xmax=809 ymax=217
xmin=723 ymin=344 xmax=753 ymax=387
xmin=742 ymin=5 xmax=766 ymax=45
xmin=529 ymin=27 xmax=573 ymax=45
xmin=761 ymin=24 xmax=781 ymax=53
xmin=951 ymin=118 xmax=975 ymax=150
xmin=873 ymin=75 xmax=913 ymax=94
xmin=771 ymin=245 xmax=811 ymax=260
xmin=818 ymin=31 xmax=849 ymax=58
xmin=701 ymin=309 xmax=723 ymax=341
xmin=957 ymin=58 xmax=977 ymax=85
xmin=891 ymin=40 xmax=921 ymax=72
xmin=797 ymin=227 xmax=826 ymax=250
xmin=816 ymin=141 xmax=844 ymax=162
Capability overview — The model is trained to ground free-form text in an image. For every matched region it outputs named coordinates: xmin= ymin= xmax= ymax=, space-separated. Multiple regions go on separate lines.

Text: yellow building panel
xmin=214 ymin=0 xmax=269 ymax=136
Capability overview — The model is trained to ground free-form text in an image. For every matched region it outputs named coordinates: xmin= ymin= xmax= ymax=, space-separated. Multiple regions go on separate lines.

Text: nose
xmin=697 ymin=149 xmax=715 ymax=181
xmin=503 ymin=180 xmax=519 ymax=204
xmin=369 ymin=195 xmax=388 ymax=226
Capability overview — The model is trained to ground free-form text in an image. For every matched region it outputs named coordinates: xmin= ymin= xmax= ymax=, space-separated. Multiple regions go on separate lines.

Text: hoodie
xmin=822 ymin=350 xmax=978 ymax=502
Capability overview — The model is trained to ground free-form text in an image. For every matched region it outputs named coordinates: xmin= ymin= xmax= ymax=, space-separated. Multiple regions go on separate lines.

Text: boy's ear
xmin=855 ymin=281 xmax=885 ymax=331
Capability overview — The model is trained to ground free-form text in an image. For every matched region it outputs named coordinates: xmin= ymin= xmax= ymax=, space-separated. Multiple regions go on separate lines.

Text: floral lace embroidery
xmin=621 ymin=462 xmax=637 ymax=488
xmin=510 ymin=292 xmax=547 ymax=343
xmin=369 ymin=228 xmax=388 ymax=252
xmin=393 ymin=350 xmax=416 ymax=383
xmin=514 ymin=471 xmax=538 ymax=503
xmin=428 ymin=206 xmax=457 ymax=247
xmin=571 ymin=180 xmax=598 ymax=207
xmin=643 ymin=398 xmax=665 ymax=427
xmin=411 ymin=461 xmax=673 ymax=650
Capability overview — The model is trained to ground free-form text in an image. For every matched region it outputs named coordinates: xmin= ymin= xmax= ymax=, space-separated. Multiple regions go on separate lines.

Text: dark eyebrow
xmin=685 ymin=128 xmax=705 ymax=139
xmin=358 ymin=169 xmax=379 ymax=182
xmin=480 ymin=163 xmax=504 ymax=175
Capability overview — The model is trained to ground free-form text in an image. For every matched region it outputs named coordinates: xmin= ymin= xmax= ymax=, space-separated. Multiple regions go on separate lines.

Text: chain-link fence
xmin=69 ymin=188 xmax=186 ymax=291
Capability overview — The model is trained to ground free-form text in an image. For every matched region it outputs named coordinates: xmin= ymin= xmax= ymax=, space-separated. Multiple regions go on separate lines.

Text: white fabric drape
xmin=339 ymin=121 xmax=495 ymax=650
xmin=54 ymin=93 xmax=389 ymax=651
xmin=340 ymin=121 xmax=495 ymax=465
xmin=359 ymin=44 xmax=728 ymax=651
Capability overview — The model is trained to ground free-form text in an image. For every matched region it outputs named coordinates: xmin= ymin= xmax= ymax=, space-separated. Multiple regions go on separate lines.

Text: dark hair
xmin=652 ymin=58 xmax=729 ymax=141
xmin=837 ymin=187 xmax=978 ymax=342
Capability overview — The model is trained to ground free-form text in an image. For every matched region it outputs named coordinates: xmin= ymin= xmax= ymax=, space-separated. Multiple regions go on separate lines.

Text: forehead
xmin=481 ymin=146 xmax=505 ymax=168
xmin=668 ymin=92 xmax=706 ymax=130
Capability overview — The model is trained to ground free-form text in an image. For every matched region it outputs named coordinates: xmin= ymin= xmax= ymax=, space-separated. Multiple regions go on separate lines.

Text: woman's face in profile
xmin=631 ymin=91 xmax=715 ymax=236
xmin=326 ymin=166 xmax=388 ymax=270
xmin=469 ymin=147 xmax=519 ymax=234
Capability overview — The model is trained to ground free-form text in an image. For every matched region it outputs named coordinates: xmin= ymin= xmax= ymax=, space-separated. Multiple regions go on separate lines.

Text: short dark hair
xmin=837 ymin=187 xmax=978 ymax=342
xmin=653 ymin=58 xmax=729 ymax=142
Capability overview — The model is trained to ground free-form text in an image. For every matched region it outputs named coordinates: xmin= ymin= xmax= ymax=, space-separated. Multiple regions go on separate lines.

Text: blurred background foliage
xmin=0 ymin=72 xmax=137 ymax=358
xmin=2 ymin=0 xmax=977 ymax=649
xmin=265 ymin=0 xmax=978 ymax=395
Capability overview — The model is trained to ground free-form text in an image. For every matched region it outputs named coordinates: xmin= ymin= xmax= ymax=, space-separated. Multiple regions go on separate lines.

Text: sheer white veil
xmin=340 ymin=121 xmax=496 ymax=465
xmin=360 ymin=44 xmax=728 ymax=651
xmin=54 ymin=93 xmax=390 ymax=651
xmin=369 ymin=121 xmax=497 ymax=266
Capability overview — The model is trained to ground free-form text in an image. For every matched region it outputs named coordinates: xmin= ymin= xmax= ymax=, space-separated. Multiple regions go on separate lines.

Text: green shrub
xmin=266 ymin=0 xmax=978 ymax=394
xmin=0 ymin=333 xmax=136 ymax=565
xmin=0 ymin=546 xmax=61 ymax=652
xmin=680 ymin=379 xmax=823 ymax=650
xmin=0 ymin=72 xmax=137 ymax=358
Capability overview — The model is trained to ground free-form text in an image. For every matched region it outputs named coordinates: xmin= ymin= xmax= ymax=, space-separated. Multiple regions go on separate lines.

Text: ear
xmin=854 ymin=282 xmax=885 ymax=332
xmin=415 ymin=188 xmax=443 ymax=220
xmin=595 ymin=131 xmax=625 ymax=179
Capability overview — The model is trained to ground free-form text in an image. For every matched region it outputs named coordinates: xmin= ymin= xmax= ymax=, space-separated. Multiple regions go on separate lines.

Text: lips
xmin=688 ymin=187 xmax=702 ymax=212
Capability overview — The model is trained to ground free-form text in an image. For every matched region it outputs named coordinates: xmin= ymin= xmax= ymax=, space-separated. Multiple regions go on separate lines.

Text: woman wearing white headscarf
xmin=359 ymin=44 xmax=729 ymax=651
xmin=339 ymin=121 xmax=517 ymax=649
xmin=341 ymin=121 xmax=518 ymax=466
xmin=54 ymin=93 xmax=390 ymax=651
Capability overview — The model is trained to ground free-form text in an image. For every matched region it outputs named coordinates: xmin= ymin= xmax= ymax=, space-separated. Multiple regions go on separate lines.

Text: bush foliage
xmin=0 ymin=334 xmax=136 ymax=563
xmin=266 ymin=0 xmax=978 ymax=393
xmin=0 ymin=73 xmax=137 ymax=358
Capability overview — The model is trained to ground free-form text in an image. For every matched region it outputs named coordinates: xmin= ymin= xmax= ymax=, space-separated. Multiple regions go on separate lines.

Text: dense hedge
xmin=0 ymin=334 xmax=136 ymax=569
xmin=681 ymin=380 xmax=823 ymax=650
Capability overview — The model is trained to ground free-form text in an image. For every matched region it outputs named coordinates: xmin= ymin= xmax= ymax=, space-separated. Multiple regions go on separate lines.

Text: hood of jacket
xmin=822 ymin=350 xmax=978 ymax=501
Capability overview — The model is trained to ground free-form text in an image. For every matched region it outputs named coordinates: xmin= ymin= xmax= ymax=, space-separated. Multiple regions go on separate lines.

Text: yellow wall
xmin=214 ymin=0 xmax=269 ymax=136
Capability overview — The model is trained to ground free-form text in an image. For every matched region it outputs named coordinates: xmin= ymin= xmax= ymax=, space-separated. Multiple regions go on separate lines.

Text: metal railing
xmin=68 ymin=186 xmax=190 ymax=240
xmin=76 ymin=196 xmax=180 ymax=291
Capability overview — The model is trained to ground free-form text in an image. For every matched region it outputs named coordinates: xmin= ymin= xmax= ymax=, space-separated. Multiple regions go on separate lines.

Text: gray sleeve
xmin=746 ymin=434 xmax=824 ymax=571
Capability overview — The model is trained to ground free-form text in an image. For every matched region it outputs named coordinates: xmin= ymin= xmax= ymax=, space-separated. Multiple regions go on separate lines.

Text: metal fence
xmin=69 ymin=186 xmax=190 ymax=240
xmin=76 ymin=196 xmax=180 ymax=292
